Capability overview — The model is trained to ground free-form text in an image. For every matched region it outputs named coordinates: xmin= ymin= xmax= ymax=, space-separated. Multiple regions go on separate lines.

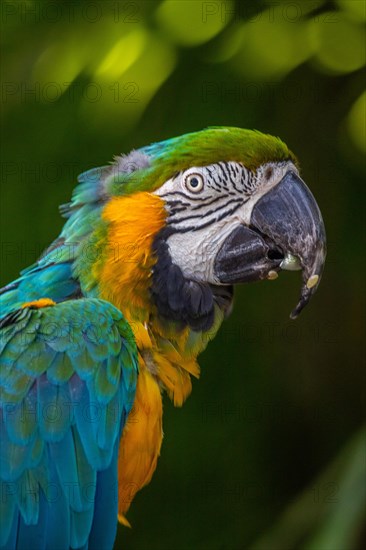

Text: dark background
xmin=1 ymin=1 xmax=365 ymax=548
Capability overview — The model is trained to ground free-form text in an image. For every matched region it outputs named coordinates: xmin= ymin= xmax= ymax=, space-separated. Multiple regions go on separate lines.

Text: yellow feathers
xmin=99 ymin=192 xmax=167 ymax=322
xmin=117 ymin=366 xmax=163 ymax=526
xmin=21 ymin=298 xmax=56 ymax=309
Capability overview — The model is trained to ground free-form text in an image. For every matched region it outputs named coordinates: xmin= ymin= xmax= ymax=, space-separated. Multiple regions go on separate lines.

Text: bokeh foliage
xmin=1 ymin=1 xmax=365 ymax=548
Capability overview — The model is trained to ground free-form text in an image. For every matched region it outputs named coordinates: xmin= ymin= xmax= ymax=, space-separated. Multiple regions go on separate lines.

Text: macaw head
xmin=68 ymin=127 xmax=325 ymax=340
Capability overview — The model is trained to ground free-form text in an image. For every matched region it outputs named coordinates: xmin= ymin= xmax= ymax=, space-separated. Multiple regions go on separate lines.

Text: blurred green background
xmin=1 ymin=1 xmax=365 ymax=548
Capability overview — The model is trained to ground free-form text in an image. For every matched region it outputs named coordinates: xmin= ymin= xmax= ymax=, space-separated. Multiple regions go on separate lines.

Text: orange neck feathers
xmin=98 ymin=192 xmax=167 ymax=324
xmin=95 ymin=191 xmax=220 ymax=406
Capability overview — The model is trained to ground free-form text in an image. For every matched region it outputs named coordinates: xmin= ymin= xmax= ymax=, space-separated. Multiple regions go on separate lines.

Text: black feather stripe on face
xmin=157 ymin=162 xmax=256 ymax=234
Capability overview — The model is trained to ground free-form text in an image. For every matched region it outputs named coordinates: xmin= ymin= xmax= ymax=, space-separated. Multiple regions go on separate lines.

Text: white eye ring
xmin=184 ymin=172 xmax=204 ymax=193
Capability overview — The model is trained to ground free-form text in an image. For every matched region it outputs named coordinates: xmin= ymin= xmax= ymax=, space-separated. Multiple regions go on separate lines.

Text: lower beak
xmin=214 ymin=171 xmax=326 ymax=318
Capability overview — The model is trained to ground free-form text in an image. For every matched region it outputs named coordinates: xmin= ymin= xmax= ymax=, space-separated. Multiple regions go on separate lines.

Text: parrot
xmin=0 ymin=127 xmax=326 ymax=549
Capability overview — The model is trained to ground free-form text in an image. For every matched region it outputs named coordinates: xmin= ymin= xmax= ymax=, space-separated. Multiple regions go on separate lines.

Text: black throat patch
xmin=151 ymin=229 xmax=233 ymax=332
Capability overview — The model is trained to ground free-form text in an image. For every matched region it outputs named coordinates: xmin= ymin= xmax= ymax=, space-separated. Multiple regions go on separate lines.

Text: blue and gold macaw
xmin=0 ymin=128 xmax=326 ymax=549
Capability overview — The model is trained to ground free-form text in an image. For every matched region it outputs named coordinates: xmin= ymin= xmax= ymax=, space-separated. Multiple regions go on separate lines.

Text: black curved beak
xmin=214 ymin=171 xmax=326 ymax=319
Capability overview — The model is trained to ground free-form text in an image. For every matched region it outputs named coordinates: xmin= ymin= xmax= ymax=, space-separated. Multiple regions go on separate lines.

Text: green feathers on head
xmin=104 ymin=127 xmax=297 ymax=196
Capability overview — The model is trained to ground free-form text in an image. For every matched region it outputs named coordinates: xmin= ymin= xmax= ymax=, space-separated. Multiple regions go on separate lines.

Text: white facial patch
xmin=153 ymin=161 xmax=298 ymax=284
xmin=164 ymin=221 xmax=238 ymax=283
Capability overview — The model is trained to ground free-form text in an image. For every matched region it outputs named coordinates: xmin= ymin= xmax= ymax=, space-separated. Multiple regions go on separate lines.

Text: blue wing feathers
xmin=0 ymin=264 xmax=79 ymax=318
xmin=0 ymin=418 xmax=37 ymax=482
xmin=15 ymin=469 xmax=39 ymax=526
xmin=0 ymin=298 xmax=138 ymax=549
xmin=42 ymin=453 xmax=71 ymax=550
xmin=0 ymin=497 xmax=17 ymax=549
xmin=16 ymin=489 xmax=47 ymax=550
xmin=47 ymin=352 xmax=74 ymax=384
xmin=37 ymin=375 xmax=72 ymax=442
xmin=3 ymin=397 xmax=38 ymax=446
xmin=88 ymin=443 xmax=120 ymax=550
xmin=106 ymin=354 xmax=121 ymax=387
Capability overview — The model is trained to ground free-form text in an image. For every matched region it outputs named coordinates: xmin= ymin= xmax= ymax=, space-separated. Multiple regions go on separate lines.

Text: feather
xmin=88 ymin=444 xmax=119 ymax=550
xmin=3 ymin=383 xmax=38 ymax=445
xmin=46 ymin=352 xmax=74 ymax=384
xmin=15 ymin=469 xmax=39 ymax=526
xmin=37 ymin=375 xmax=72 ymax=442
xmin=0 ymin=479 xmax=17 ymax=547
xmin=43 ymin=453 xmax=71 ymax=550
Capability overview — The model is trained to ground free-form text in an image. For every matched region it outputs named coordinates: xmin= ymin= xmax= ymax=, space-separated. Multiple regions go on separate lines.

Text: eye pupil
xmin=185 ymin=172 xmax=204 ymax=193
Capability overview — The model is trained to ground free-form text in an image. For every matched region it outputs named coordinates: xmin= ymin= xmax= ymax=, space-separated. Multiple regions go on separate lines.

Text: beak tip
xmin=290 ymin=275 xmax=321 ymax=320
xmin=289 ymin=304 xmax=303 ymax=321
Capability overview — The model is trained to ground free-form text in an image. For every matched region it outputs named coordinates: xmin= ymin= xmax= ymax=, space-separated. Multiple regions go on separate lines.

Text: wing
xmin=0 ymin=298 xmax=138 ymax=550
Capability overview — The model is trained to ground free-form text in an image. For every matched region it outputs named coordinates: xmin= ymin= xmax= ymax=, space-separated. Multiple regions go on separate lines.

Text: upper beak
xmin=214 ymin=170 xmax=326 ymax=319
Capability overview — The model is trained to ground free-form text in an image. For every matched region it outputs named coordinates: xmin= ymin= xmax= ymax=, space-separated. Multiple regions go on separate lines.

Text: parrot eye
xmin=184 ymin=173 xmax=204 ymax=193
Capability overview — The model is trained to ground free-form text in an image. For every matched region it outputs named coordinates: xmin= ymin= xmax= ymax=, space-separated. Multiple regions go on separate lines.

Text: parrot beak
xmin=214 ymin=171 xmax=326 ymax=319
